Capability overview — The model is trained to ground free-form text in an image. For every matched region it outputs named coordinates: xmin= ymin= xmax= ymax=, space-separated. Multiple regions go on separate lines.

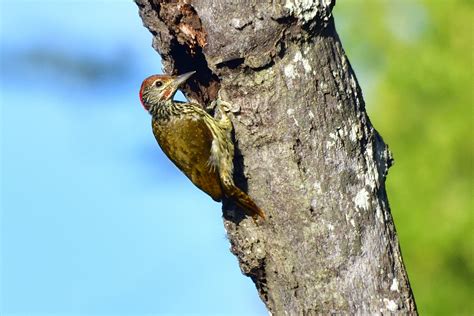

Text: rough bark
xmin=135 ymin=0 xmax=417 ymax=314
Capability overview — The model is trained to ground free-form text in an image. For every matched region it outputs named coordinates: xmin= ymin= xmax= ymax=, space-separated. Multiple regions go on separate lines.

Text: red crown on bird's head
xmin=139 ymin=74 xmax=171 ymax=111
xmin=139 ymin=72 xmax=196 ymax=112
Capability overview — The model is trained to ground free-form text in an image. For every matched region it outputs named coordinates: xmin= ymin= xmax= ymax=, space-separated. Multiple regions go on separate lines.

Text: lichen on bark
xmin=135 ymin=0 xmax=417 ymax=314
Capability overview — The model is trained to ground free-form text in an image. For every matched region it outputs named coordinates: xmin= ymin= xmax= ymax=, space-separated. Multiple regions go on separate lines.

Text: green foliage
xmin=334 ymin=1 xmax=473 ymax=314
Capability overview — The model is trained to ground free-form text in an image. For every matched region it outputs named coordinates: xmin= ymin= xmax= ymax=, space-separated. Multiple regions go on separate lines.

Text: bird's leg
xmin=216 ymin=105 xmax=232 ymax=132
xmin=211 ymin=90 xmax=235 ymax=132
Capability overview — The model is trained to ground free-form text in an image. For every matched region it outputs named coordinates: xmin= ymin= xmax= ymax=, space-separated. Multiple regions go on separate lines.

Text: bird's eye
xmin=155 ymin=81 xmax=163 ymax=88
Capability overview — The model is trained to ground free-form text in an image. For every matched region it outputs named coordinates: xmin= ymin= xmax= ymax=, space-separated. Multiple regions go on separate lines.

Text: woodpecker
xmin=139 ymin=71 xmax=265 ymax=219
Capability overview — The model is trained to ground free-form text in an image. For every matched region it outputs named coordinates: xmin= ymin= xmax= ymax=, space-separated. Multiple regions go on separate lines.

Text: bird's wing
xmin=152 ymin=116 xmax=223 ymax=202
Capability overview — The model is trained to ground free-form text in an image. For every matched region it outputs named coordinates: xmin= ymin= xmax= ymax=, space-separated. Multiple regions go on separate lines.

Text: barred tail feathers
xmin=231 ymin=186 xmax=266 ymax=219
xmin=221 ymin=177 xmax=265 ymax=219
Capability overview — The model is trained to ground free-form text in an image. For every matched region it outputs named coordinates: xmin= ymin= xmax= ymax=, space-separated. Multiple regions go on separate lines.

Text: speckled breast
xmin=152 ymin=115 xmax=223 ymax=201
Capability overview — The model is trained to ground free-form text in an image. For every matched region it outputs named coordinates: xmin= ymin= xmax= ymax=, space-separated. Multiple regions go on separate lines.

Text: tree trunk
xmin=134 ymin=0 xmax=417 ymax=314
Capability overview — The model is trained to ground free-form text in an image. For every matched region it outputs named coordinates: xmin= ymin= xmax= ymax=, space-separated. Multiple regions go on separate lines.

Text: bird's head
xmin=139 ymin=71 xmax=196 ymax=113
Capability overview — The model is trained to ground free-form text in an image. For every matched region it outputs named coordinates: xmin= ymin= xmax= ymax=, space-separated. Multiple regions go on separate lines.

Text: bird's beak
xmin=173 ymin=71 xmax=196 ymax=87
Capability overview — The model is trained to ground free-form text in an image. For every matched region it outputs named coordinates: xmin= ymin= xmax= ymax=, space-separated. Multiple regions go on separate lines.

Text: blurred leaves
xmin=1 ymin=46 xmax=132 ymax=87
xmin=335 ymin=0 xmax=473 ymax=314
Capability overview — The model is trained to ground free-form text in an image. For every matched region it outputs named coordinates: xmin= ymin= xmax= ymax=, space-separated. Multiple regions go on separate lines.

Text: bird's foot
xmin=210 ymin=90 xmax=240 ymax=114
xmin=210 ymin=90 xmax=239 ymax=131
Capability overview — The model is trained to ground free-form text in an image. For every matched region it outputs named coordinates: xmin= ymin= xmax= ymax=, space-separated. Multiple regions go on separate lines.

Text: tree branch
xmin=135 ymin=0 xmax=417 ymax=313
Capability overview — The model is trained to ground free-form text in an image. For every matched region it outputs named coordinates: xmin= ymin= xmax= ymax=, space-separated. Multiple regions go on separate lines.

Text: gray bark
xmin=134 ymin=0 xmax=417 ymax=314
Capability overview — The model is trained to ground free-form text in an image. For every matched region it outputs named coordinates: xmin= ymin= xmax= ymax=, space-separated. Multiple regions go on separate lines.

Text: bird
xmin=139 ymin=71 xmax=265 ymax=220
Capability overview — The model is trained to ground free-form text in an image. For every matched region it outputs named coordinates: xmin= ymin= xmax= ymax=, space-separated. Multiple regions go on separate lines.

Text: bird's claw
xmin=211 ymin=90 xmax=240 ymax=114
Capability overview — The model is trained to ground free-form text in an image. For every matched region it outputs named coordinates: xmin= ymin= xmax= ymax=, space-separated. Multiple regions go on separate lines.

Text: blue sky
xmin=0 ymin=1 xmax=266 ymax=315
